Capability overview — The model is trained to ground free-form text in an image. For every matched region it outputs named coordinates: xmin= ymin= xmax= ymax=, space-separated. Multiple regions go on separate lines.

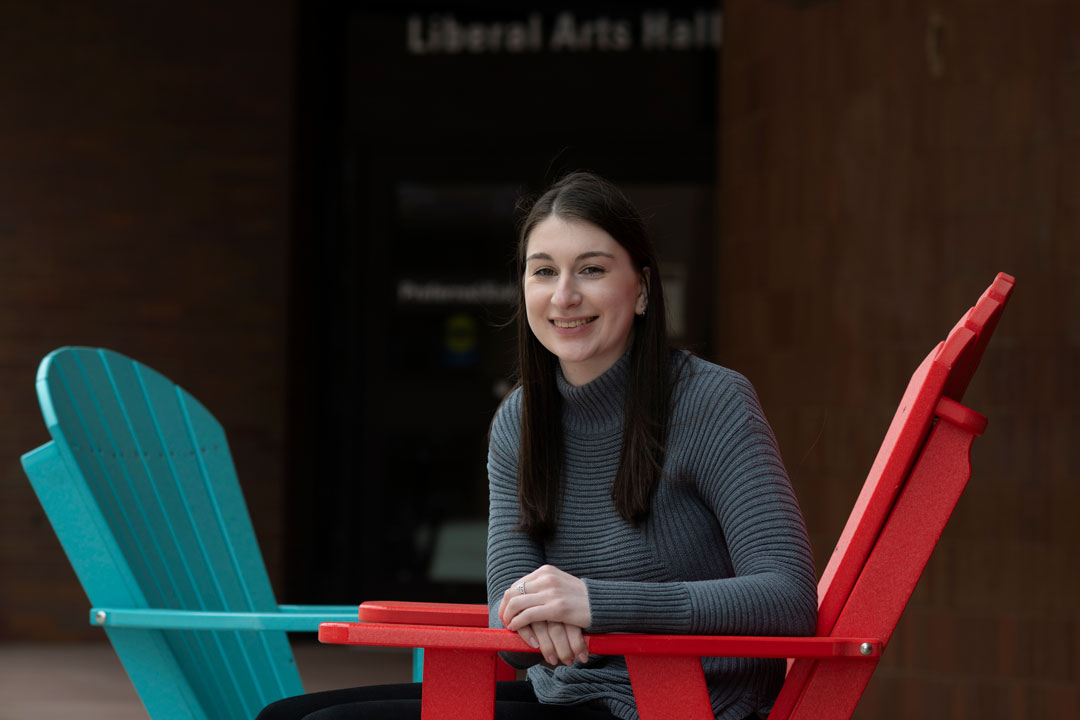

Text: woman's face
xmin=523 ymin=215 xmax=648 ymax=386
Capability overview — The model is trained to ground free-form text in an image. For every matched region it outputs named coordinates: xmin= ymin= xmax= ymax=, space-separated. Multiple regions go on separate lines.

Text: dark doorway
xmin=288 ymin=2 xmax=722 ymax=604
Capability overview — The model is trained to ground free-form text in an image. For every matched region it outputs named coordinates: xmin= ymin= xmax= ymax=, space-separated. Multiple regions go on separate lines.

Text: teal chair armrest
xmin=91 ymin=606 xmax=358 ymax=632
xmin=279 ymin=604 xmax=358 ymax=618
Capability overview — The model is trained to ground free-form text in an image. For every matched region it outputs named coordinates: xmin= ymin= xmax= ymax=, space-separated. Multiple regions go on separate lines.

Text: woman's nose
xmin=552 ymin=275 xmax=581 ymax=308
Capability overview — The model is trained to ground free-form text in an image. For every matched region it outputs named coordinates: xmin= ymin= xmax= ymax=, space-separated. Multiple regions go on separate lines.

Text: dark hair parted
xmin=513 ymin=171 xmax=676 ymax=540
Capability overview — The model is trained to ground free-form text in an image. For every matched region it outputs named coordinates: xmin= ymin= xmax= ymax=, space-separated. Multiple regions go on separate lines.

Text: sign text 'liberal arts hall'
xmin=407 ymin=10 xmax=722 ymax=55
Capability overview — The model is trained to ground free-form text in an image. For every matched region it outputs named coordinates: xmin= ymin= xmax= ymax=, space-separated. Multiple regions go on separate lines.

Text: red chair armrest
xmin=587 ymin=634 xmax=881 ymax=658
xmin=321 ymin=622 xmax=536 ymax=652
xmin=321 ymin=620 xmax=881 ymax=659
xmin=358 ymin=600 xmax=489 ymax=627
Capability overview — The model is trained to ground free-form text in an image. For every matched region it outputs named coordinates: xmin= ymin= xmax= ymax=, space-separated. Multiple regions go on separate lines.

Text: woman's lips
xmin=551 ymin=317 xmax=597 ymax=329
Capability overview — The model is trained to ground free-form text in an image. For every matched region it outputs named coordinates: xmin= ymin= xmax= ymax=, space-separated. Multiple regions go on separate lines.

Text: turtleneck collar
xmin=556 ymin=350 xmax=631 ymax=435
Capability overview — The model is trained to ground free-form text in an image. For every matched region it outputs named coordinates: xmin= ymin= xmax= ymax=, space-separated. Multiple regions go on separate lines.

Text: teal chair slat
xmin=22 ymin=347 xmax=360 ymax=720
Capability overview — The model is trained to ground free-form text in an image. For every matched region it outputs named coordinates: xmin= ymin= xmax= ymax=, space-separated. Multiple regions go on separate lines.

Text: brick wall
xmin=718 ymin=1 xmax=1079 ymax=716
xmin=0 ymin=2 xmax=294 ymax=640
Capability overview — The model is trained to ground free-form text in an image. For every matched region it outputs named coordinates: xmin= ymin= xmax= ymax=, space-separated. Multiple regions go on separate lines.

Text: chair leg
xmin=495 ymin=657 xmax=518 ymax=681
xmin=787 ymin=658 xmax=876 ymax=720
xmin=625 ymin=655 xmax=713 ymax=720
xmin=412 ymin=648 xmax=424 ymax=683
xmin=421 ymin=648 xmax=497 ymax=720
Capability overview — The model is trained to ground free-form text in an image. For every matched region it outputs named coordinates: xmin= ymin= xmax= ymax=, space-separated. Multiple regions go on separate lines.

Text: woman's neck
xmin=556 ymin=349 xmax=631 ymax=435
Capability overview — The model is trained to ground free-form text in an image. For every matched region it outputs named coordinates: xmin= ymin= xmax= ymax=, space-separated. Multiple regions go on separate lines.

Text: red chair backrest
xmin=816 ymin=272 xmax=1013 ymax=636
xmin=771 ymin=274 xmax=1014 ymax=719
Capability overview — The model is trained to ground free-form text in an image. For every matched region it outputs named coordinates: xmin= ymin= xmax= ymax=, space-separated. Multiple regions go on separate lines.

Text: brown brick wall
xmin=0 ymin=2 xmax=294 ymax=640
xmin=719 ymin=0 xmax=1079 ymax=716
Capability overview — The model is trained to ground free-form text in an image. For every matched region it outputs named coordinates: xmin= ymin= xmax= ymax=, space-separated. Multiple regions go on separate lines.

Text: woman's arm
xmin=583 ymin=368 xmax=818 ymax=638
xmin=486 ymin=391 xmax=587 ymax=667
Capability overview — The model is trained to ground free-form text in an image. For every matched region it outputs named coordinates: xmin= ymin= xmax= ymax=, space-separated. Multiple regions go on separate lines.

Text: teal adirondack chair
xmin=20 ymin=347 xmax=359 ymax=720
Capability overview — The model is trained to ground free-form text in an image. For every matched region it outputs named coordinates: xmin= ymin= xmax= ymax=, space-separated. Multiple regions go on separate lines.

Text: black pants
xmin=255 ymin=681 xmax=619 ymax=720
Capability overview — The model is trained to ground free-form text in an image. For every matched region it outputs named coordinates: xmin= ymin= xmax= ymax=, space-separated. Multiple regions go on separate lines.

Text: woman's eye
xmin=532 ymin=267 xmax=556 ymax=277
xmin=581 ymin=266 xmax=605 ymax=276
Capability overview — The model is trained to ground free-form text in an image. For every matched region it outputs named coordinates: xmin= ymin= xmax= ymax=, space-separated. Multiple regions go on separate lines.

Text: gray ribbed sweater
xmin=486 ymin=350 xmax=817 ymax=720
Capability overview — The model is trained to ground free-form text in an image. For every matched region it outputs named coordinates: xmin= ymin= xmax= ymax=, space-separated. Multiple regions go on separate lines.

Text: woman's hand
xmin=499 ymin=565 xmax=591 ymax=665
xmin=515 ymin=620 xmax=588 ymax=667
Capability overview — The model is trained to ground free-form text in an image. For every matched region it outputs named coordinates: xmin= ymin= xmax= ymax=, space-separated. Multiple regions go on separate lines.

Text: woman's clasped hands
xmin=498 ymin=564 xmax=592 ymax=667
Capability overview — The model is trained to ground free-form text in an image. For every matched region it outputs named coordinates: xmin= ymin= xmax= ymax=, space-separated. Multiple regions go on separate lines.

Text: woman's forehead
xmin=525 ymin=216 xmax=626 ymax=258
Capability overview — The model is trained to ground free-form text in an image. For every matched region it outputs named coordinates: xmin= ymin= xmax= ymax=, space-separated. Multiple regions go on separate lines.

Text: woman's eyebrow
xmin=576 ymin=251 xmax=615 ymax=261
xmin=525 ymin=250 xmax=616 ymax=262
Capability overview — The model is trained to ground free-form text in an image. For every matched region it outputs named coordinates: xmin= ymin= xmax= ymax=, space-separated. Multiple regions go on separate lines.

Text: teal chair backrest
xmin=22 ymin=347 xmax=303 ymax=719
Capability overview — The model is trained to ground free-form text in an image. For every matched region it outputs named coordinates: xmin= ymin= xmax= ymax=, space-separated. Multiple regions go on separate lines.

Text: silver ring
xmin=518 ymin=581 xmax=527 ymax=595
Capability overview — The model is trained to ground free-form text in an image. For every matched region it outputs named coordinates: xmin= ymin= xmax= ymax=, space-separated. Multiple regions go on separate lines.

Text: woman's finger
xmin=515 ymin=623 xmax=540 ymax=650
xmin=499 ymin=577 xmax=524 ymax=625
xmin=530 ymin=621 xmax=558 ymax=666
xmin=506 ymin=602 xmax=549 ymax=632
xmin=544 ymin=621 xmax=575 ymax=666
xmin=565 ymin=623 xmax=589 ymax=664
xmin=500 ymin=571 xmax=542 ymax=626
xmin=501 ymin=580 xmax=538 ymax=627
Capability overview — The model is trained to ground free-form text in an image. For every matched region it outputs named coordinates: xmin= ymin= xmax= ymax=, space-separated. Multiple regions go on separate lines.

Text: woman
xmin=258 ymin=172 xmax=816 ymax=720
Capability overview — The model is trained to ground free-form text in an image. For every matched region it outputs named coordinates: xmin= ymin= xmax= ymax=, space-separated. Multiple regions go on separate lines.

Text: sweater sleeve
xmin=485 ymin=389 xmax=547 ymax=667
xmin=584 ymin=367 xmax=818 ymax=637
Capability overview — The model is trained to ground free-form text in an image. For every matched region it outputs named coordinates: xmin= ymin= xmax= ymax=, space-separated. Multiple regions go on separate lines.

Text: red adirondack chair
xmin=320 ymin=273 xmax=1015 ymax=720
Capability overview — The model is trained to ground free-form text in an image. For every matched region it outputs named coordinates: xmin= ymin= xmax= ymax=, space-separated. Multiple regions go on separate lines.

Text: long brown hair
xmin=512 ymin=171 xmax=675 ymax=540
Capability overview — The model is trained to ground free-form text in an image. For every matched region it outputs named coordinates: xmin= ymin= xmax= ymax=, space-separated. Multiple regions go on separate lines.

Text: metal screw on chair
xmin=94 ymin=611 xmax=107 ymax=625
xmin=859 ymin=642 xmax=873 ymax=656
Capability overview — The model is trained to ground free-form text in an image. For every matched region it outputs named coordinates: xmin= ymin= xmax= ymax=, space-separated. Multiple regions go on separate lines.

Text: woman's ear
xmin=637 ymin=267 xmax=651 ymax=316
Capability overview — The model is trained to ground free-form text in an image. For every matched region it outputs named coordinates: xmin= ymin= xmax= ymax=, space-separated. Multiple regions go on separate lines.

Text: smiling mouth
xmin=552 ymin=317 xmax=597 ymax=329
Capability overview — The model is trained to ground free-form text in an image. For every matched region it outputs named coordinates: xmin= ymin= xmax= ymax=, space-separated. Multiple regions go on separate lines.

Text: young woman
xmin=258 ymin=172 xmax=816 ymax=720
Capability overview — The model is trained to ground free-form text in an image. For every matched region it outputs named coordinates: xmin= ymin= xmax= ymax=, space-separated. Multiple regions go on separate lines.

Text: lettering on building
xmin=406 ymin=10 xmax=722 ymax=55
xmin=397 ymin=279 xmax=517 ymax=305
